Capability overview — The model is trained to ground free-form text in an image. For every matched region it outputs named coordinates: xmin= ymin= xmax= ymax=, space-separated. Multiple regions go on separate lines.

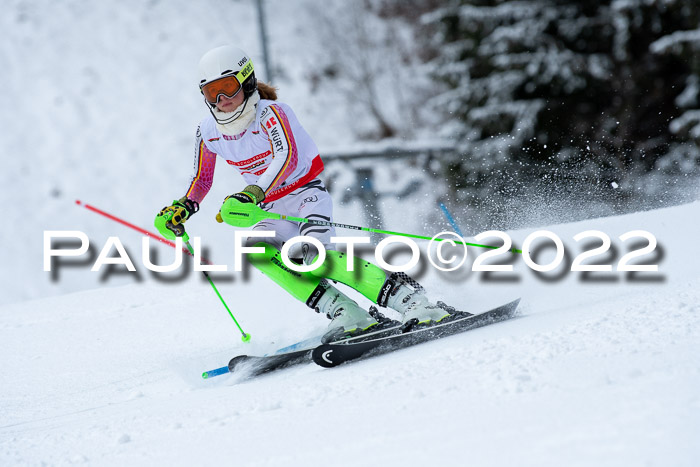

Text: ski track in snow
xmin=2 ymin=202 xmax=700 ymax=466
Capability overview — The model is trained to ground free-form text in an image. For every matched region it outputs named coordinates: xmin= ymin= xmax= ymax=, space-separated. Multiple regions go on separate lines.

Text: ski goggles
xmin=200 ymin=60 xmax=255 ymax=105
xmin=200 ymin=75 xmax=243 ymax=105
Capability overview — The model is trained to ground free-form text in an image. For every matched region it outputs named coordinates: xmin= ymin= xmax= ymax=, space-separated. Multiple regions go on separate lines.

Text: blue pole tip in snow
xmin=438 ymin=202 xmax=464 ymax=237
xmin=202 ymin=366 xmax=230 ymax=379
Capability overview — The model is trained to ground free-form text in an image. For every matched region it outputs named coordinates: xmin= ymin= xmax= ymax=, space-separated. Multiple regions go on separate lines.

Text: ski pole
xmin=76 ymin=199 xmax=250 ymax=342
xmin=180 ymin=233 xmax=251 ymax=343
xmin=438 ymin=202 xmax=464 ymax=237
xmin=75 ymin=199 xmax=215 ymax=263
xmin=75 ymin=200 xmax=194 ymax=257
xmin=218 ymin=202 xmax=523 ymax=254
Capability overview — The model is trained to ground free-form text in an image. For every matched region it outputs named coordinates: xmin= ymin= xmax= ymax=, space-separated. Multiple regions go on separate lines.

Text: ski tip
xmin=311 ymin=345 xmax=340 ymax=368
xmin=228 ymin=355 xmax=250 ymax=372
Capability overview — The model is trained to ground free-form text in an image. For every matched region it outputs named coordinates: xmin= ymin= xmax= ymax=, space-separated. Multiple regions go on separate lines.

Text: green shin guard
xmin=247 ymin=242 xmax=322 ymax=304
xmin=310 ymin=250 xmax=388 ymax=304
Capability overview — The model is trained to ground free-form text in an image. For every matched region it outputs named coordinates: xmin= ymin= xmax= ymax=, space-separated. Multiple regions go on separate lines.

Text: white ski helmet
xmin=198 ymin=45 xmax=258 ymax=124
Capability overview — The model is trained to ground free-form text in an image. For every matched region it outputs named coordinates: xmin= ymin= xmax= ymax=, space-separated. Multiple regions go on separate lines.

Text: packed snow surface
xmin=2 ymin=202 xmax=699 ymax=466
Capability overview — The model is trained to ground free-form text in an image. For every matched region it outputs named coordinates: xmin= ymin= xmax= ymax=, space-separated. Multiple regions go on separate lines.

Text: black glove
xmin=156 ymin=197 xmax=199 ymax=237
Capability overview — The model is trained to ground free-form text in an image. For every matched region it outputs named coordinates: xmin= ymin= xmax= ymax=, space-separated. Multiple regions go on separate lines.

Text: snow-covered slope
xmin=2 ymin=202 xmax=698 ymax=466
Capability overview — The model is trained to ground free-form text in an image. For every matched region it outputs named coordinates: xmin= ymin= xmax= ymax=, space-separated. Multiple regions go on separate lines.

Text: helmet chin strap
xmin=209 ymin=92 xmax=260 ymax=135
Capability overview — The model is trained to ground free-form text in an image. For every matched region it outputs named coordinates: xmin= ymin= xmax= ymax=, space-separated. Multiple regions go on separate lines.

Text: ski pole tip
xmin=202 ymin=372 xmax=209 ymax=379
xmin=241 ymin=333 xmax=251 ymax=343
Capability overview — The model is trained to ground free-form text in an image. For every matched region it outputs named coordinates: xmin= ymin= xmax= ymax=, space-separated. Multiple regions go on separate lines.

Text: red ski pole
xmin=75 ymin=199 xmax=207 ymax=262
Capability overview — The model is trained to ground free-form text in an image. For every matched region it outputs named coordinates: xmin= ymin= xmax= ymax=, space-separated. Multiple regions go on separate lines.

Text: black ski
xmin=206 ymin=299 xmax=520 ymax=379
xmin=224 ymin=319 xmax=402 ymax=378
xmin=227 ymin=348 xmax=313 ymax=377
xmin=311 ymin=298 xmax=521 ymax=368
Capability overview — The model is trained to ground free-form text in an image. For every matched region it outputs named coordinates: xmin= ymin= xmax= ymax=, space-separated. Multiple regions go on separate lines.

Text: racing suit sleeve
xmin=185 ymin=126 xmax=217 ymax=204
xmin=255 ymin=104 xmax=299 ymax=198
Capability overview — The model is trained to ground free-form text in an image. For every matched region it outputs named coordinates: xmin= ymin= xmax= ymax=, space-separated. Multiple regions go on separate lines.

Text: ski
xmin=202 ymin=337 xmax=318 ymax=379
xmin=203 ymin=322 xmax=403 ymax=379
xmin=311 ymin=298 xmax=521 ymax=368
xmin=272 ymin=335 xmax=323 ymax=354
xmin=202 ymin=350 xmax=312 ymax=379
xmin=226 ymin=348 xmax=313 ymax=377
xmin=202 ymin=320 xmax=403 ymax=379
xmin=202 ymin=299 xmax=520 ymax=379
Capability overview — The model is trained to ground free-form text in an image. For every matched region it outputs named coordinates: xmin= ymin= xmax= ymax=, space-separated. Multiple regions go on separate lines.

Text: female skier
xmin=155 ymin=45 xmax=449 ymax=341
